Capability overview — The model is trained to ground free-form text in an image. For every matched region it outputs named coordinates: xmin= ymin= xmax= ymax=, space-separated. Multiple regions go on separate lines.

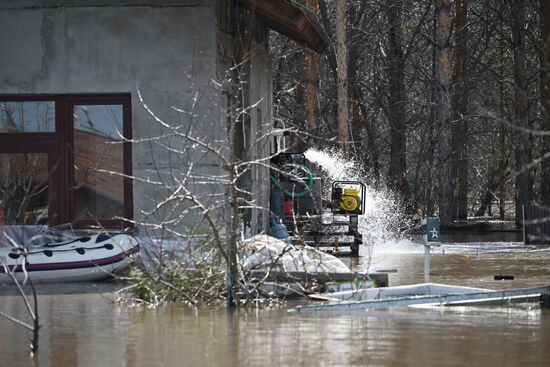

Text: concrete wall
xmin=248 ymin=45 xmax=273 ymax=234
xmin=0 ymin=0 xmax=226 ymax=234
xmin=0 ymin=0 xmax=277 ymax=238
xmin=216 ymin=6 xmax=274 ymax=235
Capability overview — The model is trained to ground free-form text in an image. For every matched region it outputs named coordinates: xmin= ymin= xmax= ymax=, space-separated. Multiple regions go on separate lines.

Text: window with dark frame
xmin=0 ymin=95 xmax=132 ymax=229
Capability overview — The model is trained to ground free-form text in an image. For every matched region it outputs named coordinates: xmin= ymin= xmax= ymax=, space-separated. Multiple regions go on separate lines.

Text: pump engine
xmin=269 ymin=153 xmax=366 ymax=256
xmin=331 ymin=182 xmax=365 ymax=215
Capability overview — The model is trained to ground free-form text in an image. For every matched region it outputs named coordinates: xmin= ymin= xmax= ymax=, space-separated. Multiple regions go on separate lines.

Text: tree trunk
xmin=358 ymin=97 xmax=381 ymax=185
xmin=499 ymin=12 xmax=508 ymax=220
xmin=426 ymin=8 xmax=438 ymax=217
xmin=293 ymin=53 xmax=306 ymax=151
xmin=336 ymin=0 xmax=349 ymax=153
xmin=425 ymin=119 xmax=437 ymax=217
xmin=512 ymin=0 xmax=532 ymax=224
xmin=540 ymin=0 xmax=550 ymax=204
xmin=350 ymin=97 xmax=360 ymax=152
xmin=436 ymin=0 xmax=453 ymax=227
xmin=305 ymin=0 xmax=320 ymax=149
xmin=348 ymin=1 xmax=368 ymax=156
xmin=412 ymin=119 xmax=429 ymax=211
xmin=227 ymin=87 xmax=240 ymax=308
xmin=475 ymin=159 xmax=509 ymax=217
xmin=386 ymin=0 xmax=408 ymax=199
xmin=318 ymin=0 xmax=337 ymax=79
xmin=451 ymin=0 xmax=469 ymax=220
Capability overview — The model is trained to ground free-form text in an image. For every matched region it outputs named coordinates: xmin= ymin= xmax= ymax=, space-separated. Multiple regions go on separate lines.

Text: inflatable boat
xmin=0 ymin=233 xmax=139 ymax=283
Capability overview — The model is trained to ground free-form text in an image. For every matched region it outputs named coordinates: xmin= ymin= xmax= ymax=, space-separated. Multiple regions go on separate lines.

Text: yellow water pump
xmin=338 ymin=188 xmax=360 ymax=212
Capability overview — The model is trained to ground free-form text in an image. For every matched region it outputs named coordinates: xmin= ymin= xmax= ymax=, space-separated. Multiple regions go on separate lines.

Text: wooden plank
xmin=238 ymin=0 xmax=328 ymax=52
xmin=289 ymin=286 xmax=550 ymax=312
xmin=250 ymin=270 xmax=388 ymax=287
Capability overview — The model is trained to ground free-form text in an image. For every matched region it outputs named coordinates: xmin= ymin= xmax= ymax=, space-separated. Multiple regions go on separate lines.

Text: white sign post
xmin=421 ymin=218 xmax=441 ymax=283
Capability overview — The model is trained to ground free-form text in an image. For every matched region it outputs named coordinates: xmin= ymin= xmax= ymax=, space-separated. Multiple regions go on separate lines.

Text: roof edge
xmin=238 ymin=0 xmax=329 ymax=53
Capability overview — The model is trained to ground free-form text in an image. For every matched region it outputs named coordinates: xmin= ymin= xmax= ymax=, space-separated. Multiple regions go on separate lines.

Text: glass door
xmin=70 ymin=103 xmax=128 ymax=225
xmin=0 ymin=153 xmax=49 ymax=225
xmin=0 ymin=99 xmax=60 ymax=227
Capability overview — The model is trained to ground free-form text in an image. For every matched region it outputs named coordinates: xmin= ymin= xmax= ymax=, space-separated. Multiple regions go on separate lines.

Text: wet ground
xmin=2 ymin=239 xmax=550 ymax=367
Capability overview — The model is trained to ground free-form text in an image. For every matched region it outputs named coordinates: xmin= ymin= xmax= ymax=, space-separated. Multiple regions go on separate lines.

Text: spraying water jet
xmin=303 ymin=148 xmax=420 ymax=257
xmin=269 ymin=151 xmax=366 ymax=256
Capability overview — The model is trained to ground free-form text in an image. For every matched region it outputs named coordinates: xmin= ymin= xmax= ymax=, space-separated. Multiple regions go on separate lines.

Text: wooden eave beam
xmin=238 ymin=0 xmax=328 ymax=53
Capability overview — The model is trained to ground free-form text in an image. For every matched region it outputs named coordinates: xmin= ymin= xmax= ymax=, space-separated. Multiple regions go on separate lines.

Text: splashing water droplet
xmin=304 ymin=147 xmax=419 ymax=257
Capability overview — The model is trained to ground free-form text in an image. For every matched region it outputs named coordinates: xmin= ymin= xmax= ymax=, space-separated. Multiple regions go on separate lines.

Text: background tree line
xmin=271 ymin=0 xmax=550 ymax=227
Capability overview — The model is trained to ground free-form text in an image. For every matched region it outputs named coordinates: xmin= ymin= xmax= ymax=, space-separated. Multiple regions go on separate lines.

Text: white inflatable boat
xmin=0 ymin=233 xmax=139 ymax=283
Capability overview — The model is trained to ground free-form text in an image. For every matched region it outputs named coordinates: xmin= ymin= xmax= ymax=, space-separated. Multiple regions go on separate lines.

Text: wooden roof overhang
xmin=238 ymin=0 xmax=330 ymax=53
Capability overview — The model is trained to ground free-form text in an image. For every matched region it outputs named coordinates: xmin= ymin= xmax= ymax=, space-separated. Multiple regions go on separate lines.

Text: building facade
xmin=0 ymin=0 xmax=326 ymax=238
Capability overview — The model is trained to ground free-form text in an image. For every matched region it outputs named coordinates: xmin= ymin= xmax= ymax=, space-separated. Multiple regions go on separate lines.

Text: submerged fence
xmin=523 ymin=206 xmax=550 ymax=245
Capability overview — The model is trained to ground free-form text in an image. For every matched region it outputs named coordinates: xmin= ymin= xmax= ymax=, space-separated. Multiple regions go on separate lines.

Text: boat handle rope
xmin=25 ymin=243 xmax=116 ymax=256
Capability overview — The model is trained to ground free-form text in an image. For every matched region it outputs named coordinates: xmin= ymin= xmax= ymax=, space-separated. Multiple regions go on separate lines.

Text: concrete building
xmin=0 ymin=0 xmax=327 ymax=238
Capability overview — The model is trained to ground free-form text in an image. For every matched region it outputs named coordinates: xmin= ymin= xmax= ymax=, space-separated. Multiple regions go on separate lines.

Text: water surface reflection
xmin=1 ymin=243 xmax=550 ymax=367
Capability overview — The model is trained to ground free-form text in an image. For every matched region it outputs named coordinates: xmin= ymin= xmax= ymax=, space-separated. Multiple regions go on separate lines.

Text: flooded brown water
xmin=2 ymin=242 xmax=550 ymax=367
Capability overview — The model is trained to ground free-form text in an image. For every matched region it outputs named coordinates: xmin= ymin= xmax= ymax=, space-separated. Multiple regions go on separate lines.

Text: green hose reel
xmin=270 ymin=164 xmax=314 ymax=198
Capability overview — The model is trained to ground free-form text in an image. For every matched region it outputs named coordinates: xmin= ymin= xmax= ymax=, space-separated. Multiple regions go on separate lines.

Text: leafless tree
xmin=452 ymin=0 xmax=469 ymax=220
xmin=336 ymin=0 xmax=350 ymax=153
xmin=0 ymin=237 xmax=40 ymax=354
xmin=435 ymin=0 xmax=453 ymax=227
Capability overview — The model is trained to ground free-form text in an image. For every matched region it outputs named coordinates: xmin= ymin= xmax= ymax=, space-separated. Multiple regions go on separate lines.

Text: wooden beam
xmin=250 ymin=270 xmax=389 ymax=287
xmin=238 ymin=0 xmax=328 ymax=53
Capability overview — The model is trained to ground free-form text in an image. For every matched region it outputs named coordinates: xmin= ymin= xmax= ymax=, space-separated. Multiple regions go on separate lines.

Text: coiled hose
xmin=270 ymin=164 xmax=314 ymax=198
